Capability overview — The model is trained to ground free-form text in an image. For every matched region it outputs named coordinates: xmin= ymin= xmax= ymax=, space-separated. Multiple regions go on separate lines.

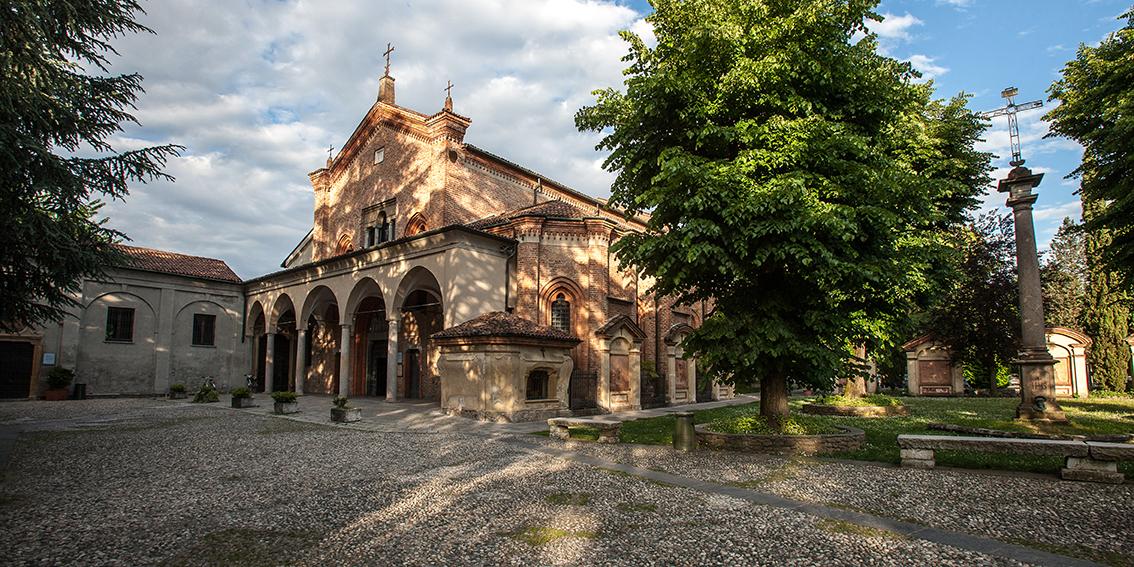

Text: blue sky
xmin=103 ymin=0 xmax=1128 ymax=277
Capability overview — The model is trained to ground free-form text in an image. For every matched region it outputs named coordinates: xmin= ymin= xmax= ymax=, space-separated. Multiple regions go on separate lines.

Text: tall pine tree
xmin=0 ymin=0 xmax=180 ymax=331
xmin=1040 ymin=217 xmax=1087 ymax=330
xmin=1082 ymin=198 xmax=1131 ymax=393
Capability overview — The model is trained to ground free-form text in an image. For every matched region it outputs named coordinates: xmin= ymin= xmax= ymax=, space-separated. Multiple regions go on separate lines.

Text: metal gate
xmin=569 ymin=370 xmax=597 ymax=410
xmin=641 ymin=372 xmax=667 ymax=409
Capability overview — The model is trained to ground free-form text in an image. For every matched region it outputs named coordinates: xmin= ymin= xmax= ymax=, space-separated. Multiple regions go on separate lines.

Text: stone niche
xmin=596 ymin=315 xmax=647 ymax=413
xmin=902 ymin=335 xmax=964 ymax=396
xmin=1046 ymin=327 xmax=1091 ymax=397
xmin=432 ymin=312 xmax=579 ymax=423
xmin=665 ymin=323 xmax=696 ymax=405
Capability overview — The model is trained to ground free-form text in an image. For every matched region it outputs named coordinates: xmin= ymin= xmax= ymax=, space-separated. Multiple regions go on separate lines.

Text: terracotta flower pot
xmin=45 ymin=389 xmax=69 ymax=401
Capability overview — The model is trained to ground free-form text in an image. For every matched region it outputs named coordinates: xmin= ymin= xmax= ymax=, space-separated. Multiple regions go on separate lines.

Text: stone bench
xmin=897 ymin=434 xmax=1133 ymax=484
xmin=548 ymin=418 xmax=621 ymax=444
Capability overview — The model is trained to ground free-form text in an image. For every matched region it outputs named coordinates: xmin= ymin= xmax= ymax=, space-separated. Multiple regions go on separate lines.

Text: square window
xmin=106 ymin=307 xmax=134 ymax=342
xmin=374 ymin=147 xmax=385 ymax=164
xmin=192 ymin=314 xmax=216 ymax=346
xmin=526 ymin=369 xmax=550 ymax=400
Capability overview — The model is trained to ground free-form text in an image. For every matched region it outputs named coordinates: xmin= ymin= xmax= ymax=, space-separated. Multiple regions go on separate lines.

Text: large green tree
xmin=1047 ymin=9 xmax=1134 ymax=292
xmin=0 ymin=0 xmax=179 ymax=331
xmin=576 ymin=0 xmax=990 ymax=420
xmin=1040 ymin=217 xmax=1087 ymax=330
xmin=1082 ymin=198 xmax=1131 ymax=392
xmin=928 ymin=212 xmax=1019 ymax=392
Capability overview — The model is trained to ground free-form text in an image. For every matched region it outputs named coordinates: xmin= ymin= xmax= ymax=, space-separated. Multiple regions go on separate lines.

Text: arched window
xmin=336 ymin=234 xmax=353 ymax=255
xmin=405 ymin=214 xmax=427 ymax=237
xmin=550 ymin=293 xmax=570 ymax=333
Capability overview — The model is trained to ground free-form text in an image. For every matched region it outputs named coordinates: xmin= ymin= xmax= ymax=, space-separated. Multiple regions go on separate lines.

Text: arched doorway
xmin=299 ymin=286 xmax=341 ymax=395
xmin=394 ymin=267 xmax=443 ymax=401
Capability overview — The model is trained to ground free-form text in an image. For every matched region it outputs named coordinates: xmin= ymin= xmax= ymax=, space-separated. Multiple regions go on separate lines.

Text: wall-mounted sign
xmin=42 ymin=352 xmax=56 ymax=366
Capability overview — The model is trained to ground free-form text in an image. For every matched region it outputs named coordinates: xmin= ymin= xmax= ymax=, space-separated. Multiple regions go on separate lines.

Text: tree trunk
xmin=760 ymin=373 xmax=789 ymax=428
xmin=843 ymin=375 xmax=867 ymax=398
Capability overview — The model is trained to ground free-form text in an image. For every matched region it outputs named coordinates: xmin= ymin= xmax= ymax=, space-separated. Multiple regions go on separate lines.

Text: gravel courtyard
xmin=0 ymin=399 xmax=1128 ymax=566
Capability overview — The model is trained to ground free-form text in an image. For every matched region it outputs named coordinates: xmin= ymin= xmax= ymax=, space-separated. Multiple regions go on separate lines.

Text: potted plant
xmin=271 ymin=391 xmax=299 ymax=414
xmin=230 ymin=387 xmax=255 ymax=408
xmin=330 ymin=395 xmax=361 ymax=423
xmin=44 ymin=368 xmax=74 ymax=401
xmin=169 ymin=383 xmax=188 ymax=399
xmin=192 ymin=381 xmax=219 ymax=403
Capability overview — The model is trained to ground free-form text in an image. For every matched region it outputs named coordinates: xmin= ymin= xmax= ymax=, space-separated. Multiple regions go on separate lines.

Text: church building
xmin=240 ymin=63 xmax=732 ymax=421
xmin=1 ymin=60 xmax=732 ymax=421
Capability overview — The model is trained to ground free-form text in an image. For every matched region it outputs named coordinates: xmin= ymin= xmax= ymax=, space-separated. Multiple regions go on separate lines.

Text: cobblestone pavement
xmin=0 ymin=399 xmax=1120 ymax=566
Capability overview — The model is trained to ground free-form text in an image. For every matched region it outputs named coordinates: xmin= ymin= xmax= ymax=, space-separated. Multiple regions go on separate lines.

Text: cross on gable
xmin=382 ymin=42 xmax=395 ymax=76
xmin=444 ymin=80 xmax=454 ymax=99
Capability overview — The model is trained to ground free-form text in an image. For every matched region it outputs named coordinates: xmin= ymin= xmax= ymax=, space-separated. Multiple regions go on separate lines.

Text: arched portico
xmin=298 ymin=285 xmax=342 ymax=395
xmin=345 ymin=278 xmax=389 ymax=397
xmin=393 ymin=267 xmax=444 ymax=401
xmin=265 ymin=294 xmax=297 ymax=394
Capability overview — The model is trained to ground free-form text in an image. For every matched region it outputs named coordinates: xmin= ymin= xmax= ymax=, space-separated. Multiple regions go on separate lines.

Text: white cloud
xmin=907 ymin=54 xmax=949 ymax=80
xmin=1034 ymin=200 xmax=1082 ymax=222
xmin=98 ymin=0 xmax=645 ymax=277
xmin=936 ymin=0 xmax=973 ymax=8
xmin=868 ymin=12 xmax=923 ymax=41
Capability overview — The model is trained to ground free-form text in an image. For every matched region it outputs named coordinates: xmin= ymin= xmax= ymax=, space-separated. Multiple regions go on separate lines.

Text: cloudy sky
xmin=100 ymin=0 xmax=1129 ymax=278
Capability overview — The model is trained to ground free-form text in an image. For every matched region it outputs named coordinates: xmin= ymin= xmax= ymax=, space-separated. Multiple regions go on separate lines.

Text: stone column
xmin=264 ymin=332 xmax=275 ymax=394
xmin=998 ymin=166 xmax=1066 ymax=422
xmin=386 ymin=318 xmax=399 ymax=401
xmin=294 ymin=328 xmax=306 ymax=394
xmin=339 ymin=324 xmax=352 ymax=398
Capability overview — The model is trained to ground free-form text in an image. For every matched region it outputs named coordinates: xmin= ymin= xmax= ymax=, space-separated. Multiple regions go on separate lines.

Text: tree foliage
xmin=1046 ymin=9 xmax=1134 ymax=292
xmin=0 ymin=0 xmax=180 ymax=331
xmin=1082 ymin=198 xmax=1131 ymax=392
xmin=1040 ymin=217 xmax=1087 ymax=330
xmin=576 ymin=0 xmax=990 ymax=418
xmin=927 ymin=213 xmax=1020 ymax=392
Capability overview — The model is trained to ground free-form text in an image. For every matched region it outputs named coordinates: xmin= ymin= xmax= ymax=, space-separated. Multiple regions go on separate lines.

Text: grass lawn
xmin=556 ymin=396 xmax=1134 ymax=475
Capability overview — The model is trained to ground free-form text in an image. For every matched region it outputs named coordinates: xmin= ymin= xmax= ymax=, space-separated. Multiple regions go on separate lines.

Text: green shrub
xmin=1090 ymin=390 xmax=1133 ymax=399
xmin=192 ymin=384 xmax=219 ymax=403
xmin=230 ymin=387 xmax=252 ymax=399
xmin=707 ymin=415 xmax=838 ymax=436
xmin=271 ymin=391 xmax=297 ymax=404
xmin=169 ymin=383 xmax=187 ymax=394
xmin=46 ymin=367 xmax=74 ymax=390
xmin=332 ymin=395 xmax=349 ymax=409
xmin=814 ymin=393 xmax=903 ymax=407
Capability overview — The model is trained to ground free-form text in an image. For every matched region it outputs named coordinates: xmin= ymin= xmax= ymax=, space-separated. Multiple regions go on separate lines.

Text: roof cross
xmin=444 ymin=80 xmax=454 ymax=99
xmin=327 ymin=144 xmax=334 ymax=160
xmin=980 ymin=87 xmax=1043 ymax=167
xmin=382 ymin=42 xmax=395 ymax=76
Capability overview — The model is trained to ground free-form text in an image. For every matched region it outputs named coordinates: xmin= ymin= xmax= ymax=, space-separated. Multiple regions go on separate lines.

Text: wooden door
xmin=0 ymin=341 xmax=33 ymax=399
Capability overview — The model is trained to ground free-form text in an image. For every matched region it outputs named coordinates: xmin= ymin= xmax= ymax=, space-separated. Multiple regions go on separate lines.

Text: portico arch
xmin=264 ymin=294 xmax=297 ymax=393
xmin=345 ymin=278 xmax=389 ymax=397
xmin=298 ymin=285 xmax=343 ymax=395
xmin=393 ymin=267 xmax=443 ymax=401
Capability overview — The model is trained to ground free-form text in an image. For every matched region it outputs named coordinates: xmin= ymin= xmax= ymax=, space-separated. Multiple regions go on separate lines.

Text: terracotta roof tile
xmin=114 ymin=244 xmax=241 ymax=283
xmin=467 ymin=200 xmax=588 ymax=230
xmin=432 ymin=312 xmax=579 ymax=343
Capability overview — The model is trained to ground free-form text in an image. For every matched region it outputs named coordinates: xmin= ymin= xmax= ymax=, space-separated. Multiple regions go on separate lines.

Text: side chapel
xmin=242 ymin=61 xmax=733 ymax=421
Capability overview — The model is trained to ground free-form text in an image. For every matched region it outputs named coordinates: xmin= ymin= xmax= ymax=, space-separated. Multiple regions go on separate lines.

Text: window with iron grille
xmin=550 ymin=293 xmax=570 ymax=333
xmin=105 ymin=307 xmax=135 ymax=342
xmin=526 ymin=369 xmax=550 ymax=400
xmin=192 ymin=314 xmax=216 ymax=346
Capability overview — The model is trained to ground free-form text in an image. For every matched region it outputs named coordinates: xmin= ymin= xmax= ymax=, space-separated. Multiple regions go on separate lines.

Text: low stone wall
xmin=695 ymin=424 xmax=865 ymax=455
xmin=444 ymin=406 xmax=570 ymax=423
xmin=801 ymin=404 xmax=910 ymax=417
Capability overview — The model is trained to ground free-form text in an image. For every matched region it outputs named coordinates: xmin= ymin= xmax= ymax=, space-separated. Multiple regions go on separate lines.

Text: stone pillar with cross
xmin=983 ymin=88 xmax=1067 ymax=422
xmin=443 ymin=80 xmax=454 ymax=112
